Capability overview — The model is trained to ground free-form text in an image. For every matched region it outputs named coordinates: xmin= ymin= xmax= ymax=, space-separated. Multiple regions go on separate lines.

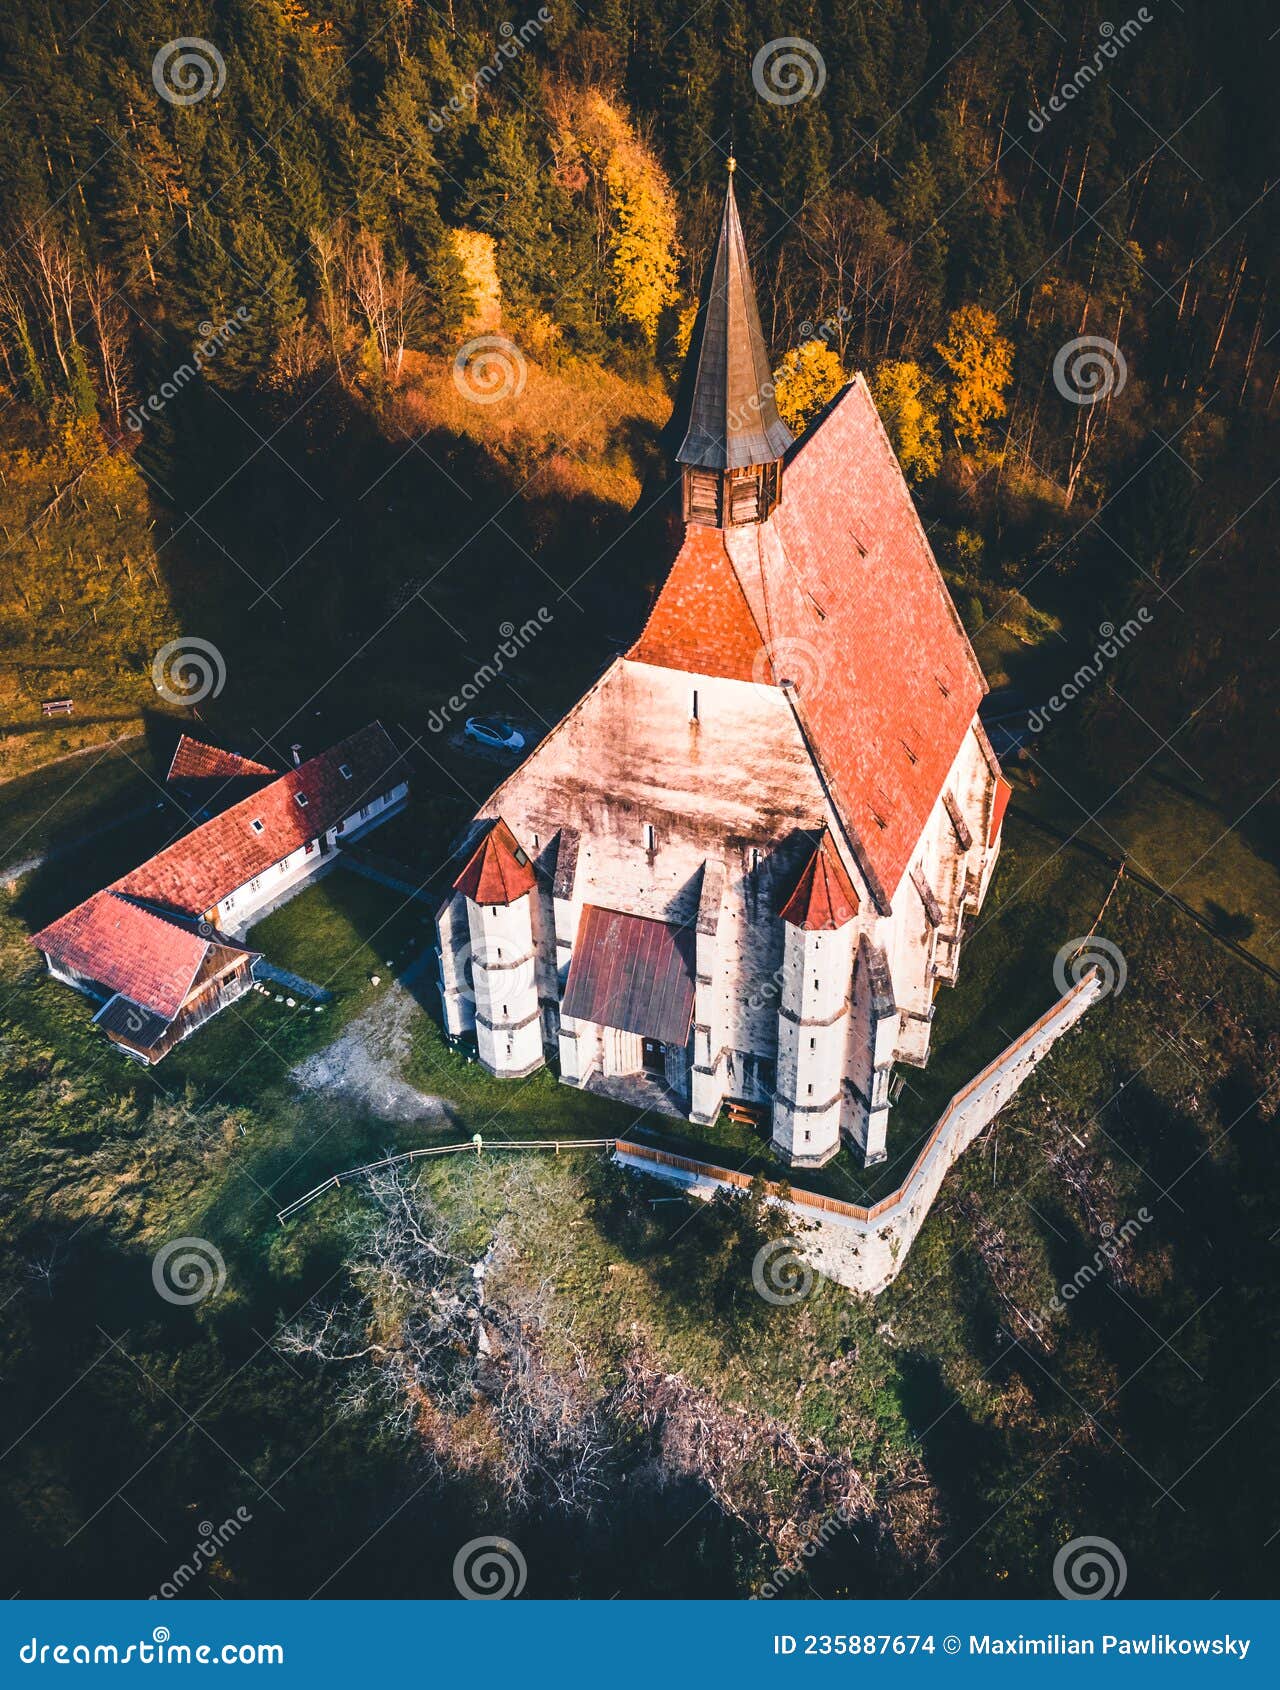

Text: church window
xmin=809 ymin=1036 xmax=816 ymax=1050
xmin=804 ymin=1130 xmax=811 ymax=1144
xmin=690 ymin=689 xmax=699 ymax=722
xmin=643 ymin=823 xmax=656 ymax=852
xmin=749 ymin=847 xmax=760 ymax=873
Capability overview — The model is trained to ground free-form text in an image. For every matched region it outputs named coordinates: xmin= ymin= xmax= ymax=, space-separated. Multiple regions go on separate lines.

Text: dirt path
xmin=290 ymin=956 xmax=456 ymax=1126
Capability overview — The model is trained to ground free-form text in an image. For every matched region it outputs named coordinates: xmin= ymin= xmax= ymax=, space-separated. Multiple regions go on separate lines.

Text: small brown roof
xmin=779 ymin=833 xmax=860 ymax=930
xmin=167 ymin=735 xmax=278 ymax=783
xmin=93 ymin=993 xmax=174 ymax=1051
xmin=453 ymin=817 xmax=536 ymax=905
xmin=561 ymin=905 xmax=696 ymax=1046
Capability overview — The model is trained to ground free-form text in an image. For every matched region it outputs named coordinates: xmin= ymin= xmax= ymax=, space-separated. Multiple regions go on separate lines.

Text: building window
xmin=804 ymin=1130 xmax=811 ymax=1144
xmin=690 ymin=689 xmax=699 ymax=722
xmin=338 ymin=763 xmax=352 ymax=779
xmin=249 ymin=878 xmax=261 ymax=893
xmin=643 ymin=823 xmax=656 ymax=852
xmin=250 ymin=819 xmax=264 ymax=834
xmin=809 ymin=1036 xmax=816 ymax=1050
xmin=748 ymin=847 xmax=761 ymax=873
xmin=295 ymin=792 xmax=309 ymax=808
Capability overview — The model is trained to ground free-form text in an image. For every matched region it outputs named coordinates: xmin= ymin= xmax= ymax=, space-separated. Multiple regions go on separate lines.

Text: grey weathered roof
xmin=670 ymin=169 xmax=793 ymax=471
xmin=561 ymin=905 xmax=696 ymax=1047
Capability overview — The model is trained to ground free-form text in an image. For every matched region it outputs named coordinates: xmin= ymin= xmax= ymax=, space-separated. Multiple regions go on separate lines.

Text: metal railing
xmin=276 ymin=1137 xmax=618 ymax=1224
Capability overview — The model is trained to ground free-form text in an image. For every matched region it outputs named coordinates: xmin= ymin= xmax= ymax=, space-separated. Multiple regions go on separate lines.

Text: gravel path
xmin=290 ymin=955 xmax=455 ymax=1126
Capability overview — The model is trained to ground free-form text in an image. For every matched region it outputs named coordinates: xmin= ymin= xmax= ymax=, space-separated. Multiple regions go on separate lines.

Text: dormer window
xmin=250 ymin=818 xmax=264 ymax=834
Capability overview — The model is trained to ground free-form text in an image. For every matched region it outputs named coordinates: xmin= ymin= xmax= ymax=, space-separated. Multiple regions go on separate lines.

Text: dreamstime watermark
xmin=1026 ymin=611 xmax=1152 ymax=731
xmin=152 ymin=1237 xmax=227 ymax=1306
xmin=752 ymin=37 xmax=826 ymax=105
xmin=759 ymin=1502 xmax=860 ymax=1598
xmin=126 ymin=308 xmax=252 ymax=432
xmin=1027 ymin=12 xmax=1153 ymax=132
xmin=451 ymin=938 xmax=538 ymax=1010
xmin=150 ymin=1508 xmax=252 ymax=1599
xmin=1053 ymin=1534 xmax=1128 ymax=1598
xmin=426 ymin=609 xmax=552 ymax=734
xmin=152 ymin=38 xmax=226 ymax=107
xmin=152 ymin=638 xmax=227 ymax=707
xmin=752 ymin=1236 xmax=817 ymax=1306
xmin=452 ymin=1535 xmax=527 ymax=1599
xmin=1053 ymin=334 xmax=1128 ymax=405
xmin=452 ymin=334 xmax=528 ymax=404
xmin=752 ymin=636 xmax=824 ymax=701
xmin=428 ymin=9 xmax=552 ymax=132
xmin=1025 ymin=1208 xmax=1152 ymax=1335
xmin=1053 ymin=934 xmax=1127 ymax=999
xmin=18 ymin=1629 xmax=283 ymax=1667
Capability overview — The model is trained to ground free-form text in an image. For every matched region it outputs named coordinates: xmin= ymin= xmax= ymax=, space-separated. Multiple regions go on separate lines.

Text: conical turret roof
xmin=669 ymin=162 xmax=793 ymax=472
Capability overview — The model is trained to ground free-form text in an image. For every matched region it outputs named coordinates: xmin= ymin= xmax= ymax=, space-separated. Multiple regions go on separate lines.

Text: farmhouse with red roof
xmin=436 ymin=165 xmax=1014 ymax=1169
xmin=33 ymin=724 xmax=408 ymax=1062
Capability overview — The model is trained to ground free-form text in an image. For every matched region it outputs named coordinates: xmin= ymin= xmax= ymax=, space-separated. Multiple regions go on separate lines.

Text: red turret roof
xmin=453 ymin=817 xmax=535 ymax=905
xmin=630 ymin=376 xmax=990 ymax=903
xmin=779 ymin=833 xmax=860 ymax=930
xmin=167 ymin=736 xmax=278 ymax=783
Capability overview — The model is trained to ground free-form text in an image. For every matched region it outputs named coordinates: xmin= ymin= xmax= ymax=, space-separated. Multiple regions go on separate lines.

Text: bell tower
xmin=668 ymin=158 xmax=793 ymax=528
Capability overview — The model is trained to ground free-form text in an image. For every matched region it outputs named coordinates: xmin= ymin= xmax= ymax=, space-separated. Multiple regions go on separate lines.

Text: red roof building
xmin=437 ymin=163 xmax=1009 ymax=1174
xmin=33 ymin=722 xmax=408 ymax=1061
xmin=116 ymin=722 xmax=404 ymax=920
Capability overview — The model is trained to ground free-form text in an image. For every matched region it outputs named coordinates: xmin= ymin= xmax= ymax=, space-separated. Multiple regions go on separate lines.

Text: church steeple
xmin=669 ymin=158 xmax=793 ymax=528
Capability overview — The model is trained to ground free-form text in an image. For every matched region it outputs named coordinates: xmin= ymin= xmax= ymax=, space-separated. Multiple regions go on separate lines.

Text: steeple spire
xmin=668 ymin=159 xmax=792 ymax=528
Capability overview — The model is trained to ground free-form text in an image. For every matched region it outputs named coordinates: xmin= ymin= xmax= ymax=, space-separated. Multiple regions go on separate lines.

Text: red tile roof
xmin=115 ymin=722 xmax=403 ymax=917
xmin=989 ymin=774 xmax=1013 ymax=846
xmin=779 ymin=833 xmax=860 ymax=930
xmin=453 ymin=817 xmax=536 ymax=905
xmin=630 ymin=376 xmax=991 ymax=902
xmin=629 ymin=524 xmax=767 ymax=682
xmin=32 ymin=891 xmax=211 ymax=1018
xmin=167 ymin=735 xmax=278 ymax=783
xmin=561 ymin=905 xmax=696 ymax=1046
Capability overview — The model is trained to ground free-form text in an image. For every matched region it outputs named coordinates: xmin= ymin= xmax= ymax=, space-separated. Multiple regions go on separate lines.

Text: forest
xmin=1 ymin=0 xmax=1279 ymax=1605
xmin=0 ymin=0 xmax=1277 ymax=800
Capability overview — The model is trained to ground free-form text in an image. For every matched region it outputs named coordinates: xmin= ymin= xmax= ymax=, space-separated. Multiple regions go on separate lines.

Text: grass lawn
xmin=1012 ymin=750 xmax=1280 ymax=970
xmin=0 ymin=737 xmax=166 ymax=874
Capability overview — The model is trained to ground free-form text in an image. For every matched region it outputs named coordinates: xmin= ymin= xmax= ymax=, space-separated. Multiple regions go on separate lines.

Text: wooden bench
xmin=41 ymin=698 xmax=74 ymax=717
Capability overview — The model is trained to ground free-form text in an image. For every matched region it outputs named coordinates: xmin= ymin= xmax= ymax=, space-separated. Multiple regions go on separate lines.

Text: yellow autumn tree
xmin=870 ymin=359 xmax=944 ymax=481
xmin=772 ymin=339 xmax=845 ymax=436
xmin=569 ymin=92 xmax=679 ymax=346
xmin=934 ymin=305 xmax=1014 ymax=447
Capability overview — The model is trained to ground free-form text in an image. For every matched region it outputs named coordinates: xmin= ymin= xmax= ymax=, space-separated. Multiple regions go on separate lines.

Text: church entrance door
xmin=642 ymin=1039 xmax=666 ymax=1075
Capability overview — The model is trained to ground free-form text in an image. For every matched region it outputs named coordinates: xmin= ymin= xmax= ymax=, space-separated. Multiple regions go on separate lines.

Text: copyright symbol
xmin=943 ymin=1636 xmax=962 ymax=1655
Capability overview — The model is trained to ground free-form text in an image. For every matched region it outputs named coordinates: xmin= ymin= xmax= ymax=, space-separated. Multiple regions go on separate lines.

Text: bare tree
xmin=82 ymin=265 xmax=133 ymax=427
xmin=278 ymin=1164 xmax=608 ymax=1513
